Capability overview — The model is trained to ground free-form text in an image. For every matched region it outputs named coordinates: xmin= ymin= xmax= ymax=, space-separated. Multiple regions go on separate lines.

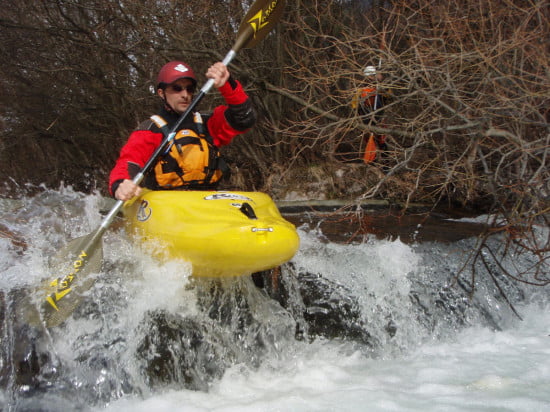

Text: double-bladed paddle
xmin=39 ymin=0 xmax=286 ymax=328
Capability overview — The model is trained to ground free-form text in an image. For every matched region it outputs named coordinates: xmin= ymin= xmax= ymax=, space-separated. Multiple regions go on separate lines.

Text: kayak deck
xmin=122 ymin=190 xmax=300 ymax=277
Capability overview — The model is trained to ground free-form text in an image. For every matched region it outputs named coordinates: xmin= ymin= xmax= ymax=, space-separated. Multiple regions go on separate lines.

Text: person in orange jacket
xmin=351 ymin=65 xmax=389 ymax=163
xmin=109 ymin=60 xmax=256 ymax=201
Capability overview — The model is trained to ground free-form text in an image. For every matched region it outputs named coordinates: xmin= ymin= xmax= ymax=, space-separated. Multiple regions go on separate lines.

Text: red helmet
xmin=156 ymin=61 xmax=197 ymax=89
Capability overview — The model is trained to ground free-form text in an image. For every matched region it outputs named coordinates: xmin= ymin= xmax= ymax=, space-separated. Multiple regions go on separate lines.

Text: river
xmin=0 ymin=186 xmax=549 ymax=411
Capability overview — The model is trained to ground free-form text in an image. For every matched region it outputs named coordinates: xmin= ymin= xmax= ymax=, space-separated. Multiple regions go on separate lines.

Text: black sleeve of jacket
xmin=223 ymin=77 xmax=257 ymax=131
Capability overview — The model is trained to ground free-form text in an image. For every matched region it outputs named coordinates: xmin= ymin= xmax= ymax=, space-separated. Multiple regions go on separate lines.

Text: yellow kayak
xmin=122 ymin=190 xmax=300 ymax=278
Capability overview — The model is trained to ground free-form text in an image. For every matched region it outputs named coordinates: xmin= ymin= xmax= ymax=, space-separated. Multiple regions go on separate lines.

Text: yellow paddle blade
xmin=235 ymin=0 xmax=286 ymax=51
xmin=39 ymin=232 xmax=103 ymax=327
xmin=363 ymin=133 xmax=377 ymax=163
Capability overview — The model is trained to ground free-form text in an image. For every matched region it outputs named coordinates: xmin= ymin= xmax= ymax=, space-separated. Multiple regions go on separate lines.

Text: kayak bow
xmin=123 ymin=190 xmax=300 ymax=277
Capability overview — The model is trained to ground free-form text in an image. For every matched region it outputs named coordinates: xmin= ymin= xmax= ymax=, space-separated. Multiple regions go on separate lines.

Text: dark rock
xmin=136 ymin=310 xmax=233 ymax=391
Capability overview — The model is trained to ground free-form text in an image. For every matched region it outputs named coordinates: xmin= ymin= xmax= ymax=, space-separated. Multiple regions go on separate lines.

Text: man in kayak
xmin=109 ymin=60 xmax=256 ymax=201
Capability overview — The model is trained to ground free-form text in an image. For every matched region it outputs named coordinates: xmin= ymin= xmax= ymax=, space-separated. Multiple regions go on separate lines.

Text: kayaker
xmin=109 ymin=60 xmax=256 ymax=201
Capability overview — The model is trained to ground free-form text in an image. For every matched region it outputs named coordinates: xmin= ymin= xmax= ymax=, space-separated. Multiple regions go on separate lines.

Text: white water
xmin=1 ymin=187 xmax=549 ymax=411
xmin=103 ymin=303 xmax=550 ymax=412
xmin=99 ymin=230 xmax=550 ymax=412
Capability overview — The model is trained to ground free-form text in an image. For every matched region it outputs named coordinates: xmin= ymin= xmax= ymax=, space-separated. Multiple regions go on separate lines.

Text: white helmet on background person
xmin=363 ymin=65 xmax=377 ymax=76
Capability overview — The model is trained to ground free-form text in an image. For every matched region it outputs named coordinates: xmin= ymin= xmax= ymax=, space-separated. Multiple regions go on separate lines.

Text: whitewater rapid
xmin=0 ymin=187 xmax=548 ymax=411
xmin=102 ymin=302 xmax=550 ymax=412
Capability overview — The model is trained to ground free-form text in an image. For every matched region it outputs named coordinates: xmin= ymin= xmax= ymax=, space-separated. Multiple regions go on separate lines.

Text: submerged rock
xmin=135 ymin=277 xmax=297 ymax=391
xmin=253 ymin=266 xmax=376 ymax=346
xmin=136 ymin=310 xmax=231 ymax=391
xmin=0 ymin=290 xmax=56 ymax=392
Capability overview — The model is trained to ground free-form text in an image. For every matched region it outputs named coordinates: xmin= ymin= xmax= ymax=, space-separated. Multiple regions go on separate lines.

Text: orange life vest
xmin=357 ymin=87 xmax=385 ymax=124
xmin=151 ymin=113 xmax=226 ymax=189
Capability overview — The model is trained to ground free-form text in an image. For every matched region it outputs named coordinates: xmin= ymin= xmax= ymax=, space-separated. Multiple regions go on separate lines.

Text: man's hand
xmin=114 ymin=179 xmax=142 ymax=201
xmin=206 ymin=62 xmax=230 ymax=88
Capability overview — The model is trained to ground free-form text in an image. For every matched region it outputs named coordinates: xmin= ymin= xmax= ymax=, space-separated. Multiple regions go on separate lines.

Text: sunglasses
xmin=169 ymin=83 xmax=196 ymax=93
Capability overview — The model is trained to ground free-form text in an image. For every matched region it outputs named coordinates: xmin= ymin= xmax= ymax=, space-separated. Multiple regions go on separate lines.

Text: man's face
xmin=158 ymin=78 xmax=196 ymax=114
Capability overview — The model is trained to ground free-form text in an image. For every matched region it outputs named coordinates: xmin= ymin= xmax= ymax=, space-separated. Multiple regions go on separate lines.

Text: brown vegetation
xmin=1 ymin=0 xmax=548 ymax=291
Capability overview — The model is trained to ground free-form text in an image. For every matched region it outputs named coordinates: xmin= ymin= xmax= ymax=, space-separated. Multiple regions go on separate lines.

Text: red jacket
xmin=109 ymin=79 xmax=254 ymax=195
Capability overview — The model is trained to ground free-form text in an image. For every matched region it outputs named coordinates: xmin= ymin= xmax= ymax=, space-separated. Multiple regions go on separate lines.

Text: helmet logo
xmin=174 ymin=64 xmax=189 ymax=73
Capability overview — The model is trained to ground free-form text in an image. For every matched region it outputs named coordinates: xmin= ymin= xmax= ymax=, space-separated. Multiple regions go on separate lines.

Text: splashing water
xmin=0 ymin=187 xmax=548 ymax=411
